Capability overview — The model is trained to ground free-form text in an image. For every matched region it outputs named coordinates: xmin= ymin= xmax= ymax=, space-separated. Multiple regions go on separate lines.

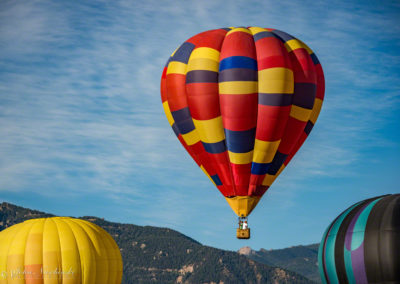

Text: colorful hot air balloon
xmin=161 ymin=27 xmax=325 ymax=238
xmin=318 ymin=194 xmax=400 ymax=284
xmin=0 ymin=217 xmax=123 ymax=284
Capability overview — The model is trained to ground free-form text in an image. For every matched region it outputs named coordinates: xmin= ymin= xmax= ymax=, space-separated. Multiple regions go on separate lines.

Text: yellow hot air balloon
xmin=0 ymin=217 xmax=123 ymax=284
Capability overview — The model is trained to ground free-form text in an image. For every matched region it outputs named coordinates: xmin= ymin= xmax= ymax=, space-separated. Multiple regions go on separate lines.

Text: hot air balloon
xmin=0 ymin=217 xmax=123 ymax=284
xmin=318 ymin=194 xmax=400 ymax=284
xmin=160 ymin=27 xmax=325 ymax=239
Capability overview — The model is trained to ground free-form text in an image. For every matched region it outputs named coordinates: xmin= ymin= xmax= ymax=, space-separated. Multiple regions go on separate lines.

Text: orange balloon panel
xmin=161 ymin=27 xmax=325 ymax=217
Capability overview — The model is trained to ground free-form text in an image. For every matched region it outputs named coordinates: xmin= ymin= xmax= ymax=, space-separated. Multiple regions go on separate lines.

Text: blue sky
xmin=0 ymin=0 xmax=399 ymax=251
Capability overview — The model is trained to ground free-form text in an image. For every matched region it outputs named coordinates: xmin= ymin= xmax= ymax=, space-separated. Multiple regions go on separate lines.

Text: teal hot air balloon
xmin=318 ymin=194 xmax=400 ymax=284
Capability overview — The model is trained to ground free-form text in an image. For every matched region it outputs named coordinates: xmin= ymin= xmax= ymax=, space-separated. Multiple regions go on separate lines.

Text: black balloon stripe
xmin=293 ymin=83 xmax=317 ymax=109
xmin=186 ymin=70 xmax=218 ymax=83
xmin=365 ymin=195 xmax=400 ymax=283
xmin=253 ymin=31 xmax=275 ymax=42
xmin=259 ymin=93 xmax=292 ymax=106
xmin=218 ymin=68 xmax=258 ymax=82
xmin=304 ymin=121 xmax=314 ymax=135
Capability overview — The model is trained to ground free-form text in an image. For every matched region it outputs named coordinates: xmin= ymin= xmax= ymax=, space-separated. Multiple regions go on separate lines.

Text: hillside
xmin=0 ymin=202 xmax=315 ymax=284
xmin=239 ymin=244 xmax=320 ymax=283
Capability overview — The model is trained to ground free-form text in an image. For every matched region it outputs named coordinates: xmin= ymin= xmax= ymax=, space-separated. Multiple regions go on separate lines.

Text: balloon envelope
xmin=0 ymin=217 xmax=123 ymax=284
xmin=318 ymin=194 xmax=400 ymax=284
xmin=161 ymin=27 xmax=325 ymax=217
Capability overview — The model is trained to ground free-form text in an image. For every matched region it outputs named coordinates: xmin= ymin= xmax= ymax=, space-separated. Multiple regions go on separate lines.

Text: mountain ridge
xmin=0 ymin=202 xmax=317 ymax=283
xmin=238 ymin=244 xmax=320 ymax=283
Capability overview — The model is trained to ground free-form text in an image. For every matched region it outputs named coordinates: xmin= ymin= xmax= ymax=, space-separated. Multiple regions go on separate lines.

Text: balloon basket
xmin=237 ymin=228 xmax=250 ymax=239
xmin=237 ymin=216 xmax=250 ymax=239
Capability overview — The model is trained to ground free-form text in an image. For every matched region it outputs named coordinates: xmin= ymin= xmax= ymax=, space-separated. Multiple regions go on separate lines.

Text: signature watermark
xmin=1 ymin=267 xmax=75 ymax=279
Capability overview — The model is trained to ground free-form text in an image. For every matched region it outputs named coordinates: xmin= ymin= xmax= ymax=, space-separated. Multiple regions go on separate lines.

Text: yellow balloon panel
xmin=42 ymin=218 xmax=62 ymax=284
